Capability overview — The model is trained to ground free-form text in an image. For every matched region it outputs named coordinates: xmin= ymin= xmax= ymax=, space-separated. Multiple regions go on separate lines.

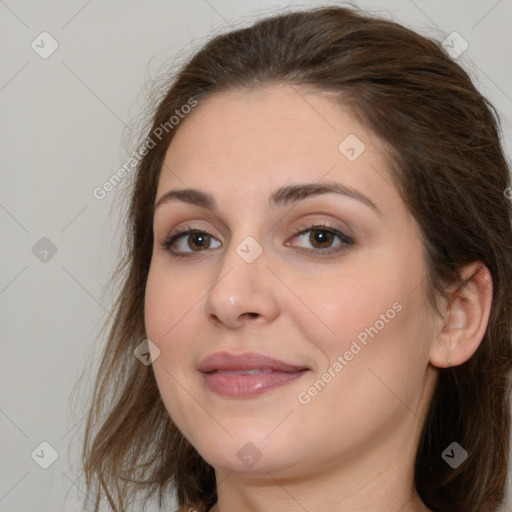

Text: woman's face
xmin=145 ymin=85 xmax=439 ymax=478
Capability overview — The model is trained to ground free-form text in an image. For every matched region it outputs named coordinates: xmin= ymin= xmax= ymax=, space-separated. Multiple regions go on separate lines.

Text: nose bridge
xmin=217 ymin=207 xmax=267 ymax=275
xmin=203 ymin=225 xmax=278 ymax=325
xmin=213 ymin=230 xmax=266 ymax=295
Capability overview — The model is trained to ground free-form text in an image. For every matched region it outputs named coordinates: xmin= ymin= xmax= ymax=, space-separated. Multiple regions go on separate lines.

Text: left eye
xmin=161 ymin=224 xmax=354 ymax=256
xmin=287 ymin=224 xmax=354 ymax=254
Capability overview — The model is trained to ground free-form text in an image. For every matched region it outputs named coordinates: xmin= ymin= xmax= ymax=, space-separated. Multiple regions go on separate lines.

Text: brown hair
xmin=80 ymin=5 xmax=512 ymax=512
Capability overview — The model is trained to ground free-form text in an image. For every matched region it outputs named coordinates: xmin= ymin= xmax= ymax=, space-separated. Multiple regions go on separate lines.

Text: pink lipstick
xmin=198 ymin=351 xmax=310 ymax=398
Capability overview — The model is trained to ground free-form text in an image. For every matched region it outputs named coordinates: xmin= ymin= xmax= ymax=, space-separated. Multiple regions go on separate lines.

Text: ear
xmin=429 ymin=262 xmax=493 ymax=368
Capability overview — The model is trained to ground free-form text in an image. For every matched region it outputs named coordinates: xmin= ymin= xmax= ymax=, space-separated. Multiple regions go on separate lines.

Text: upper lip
xmin=198 ymin=351 xmax=310 ymax=373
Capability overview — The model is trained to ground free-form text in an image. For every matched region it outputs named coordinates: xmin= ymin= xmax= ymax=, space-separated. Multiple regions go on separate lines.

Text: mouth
xmin=198 ymin=351 xmax=310 ymax=373
xmin=198 ymin=351 xmax=311 ymax=398
xmin=208 ymin=368 xmax=276 ymax=375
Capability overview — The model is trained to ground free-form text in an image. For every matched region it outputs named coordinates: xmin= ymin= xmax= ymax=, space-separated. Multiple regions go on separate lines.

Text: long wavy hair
xmin=80 ymin=5 xmax=512 ymax=512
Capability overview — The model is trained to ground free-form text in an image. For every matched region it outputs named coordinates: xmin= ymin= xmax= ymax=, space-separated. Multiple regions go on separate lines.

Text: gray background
xmin=1 ymin=1 xmax=511 ymax=511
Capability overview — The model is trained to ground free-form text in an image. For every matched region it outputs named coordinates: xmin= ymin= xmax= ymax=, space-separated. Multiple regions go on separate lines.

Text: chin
xmin=195 ymin=435 xmax=304 ymax=475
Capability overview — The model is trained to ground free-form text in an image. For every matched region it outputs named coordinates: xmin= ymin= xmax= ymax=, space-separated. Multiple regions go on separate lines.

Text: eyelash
xmin=160 ymin=222 xmax=355 ymax=258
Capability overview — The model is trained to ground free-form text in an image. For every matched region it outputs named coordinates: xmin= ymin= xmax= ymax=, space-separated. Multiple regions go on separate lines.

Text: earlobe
xmin=429 ymin=262 xmax=493 ymax=369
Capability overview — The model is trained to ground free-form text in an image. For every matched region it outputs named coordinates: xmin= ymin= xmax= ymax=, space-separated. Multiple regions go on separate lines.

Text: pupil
xmin=311 ymin=230 xmax=332 ymax=248
xmin=190 ymin=233 xmax=208 ymax=250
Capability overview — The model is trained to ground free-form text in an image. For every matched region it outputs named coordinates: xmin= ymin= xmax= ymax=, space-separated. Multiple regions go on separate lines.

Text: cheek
xmin=144 ymin=265 xmax=171 ymax=344
xmin=144 ymin=259 xmax=200 ymax=342
xmin=144 ymin=256 xmax=229 ymax=385
xmin=293 ymin=251 xmax=431 ymax=381
xmin=144 ymin=260 xmax=206 ymax=434
xmin=294 ymin=275 xmax=431 ymax=446
xmin=291 ymin=264 xmax=395 ymax=356
xmin=144 ymin=261 xmax=203 ymax=389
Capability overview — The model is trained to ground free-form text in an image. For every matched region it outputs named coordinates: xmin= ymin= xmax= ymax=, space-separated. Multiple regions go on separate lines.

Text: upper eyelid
xmin=158 ymin=212 xmax=353 ymax=235
xmin=166 ymin=222 xmax=347 ymax=239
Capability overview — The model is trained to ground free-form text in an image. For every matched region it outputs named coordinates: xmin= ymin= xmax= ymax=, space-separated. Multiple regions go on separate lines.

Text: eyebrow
xmin=154 ymin=180 xmax=381 ymax=215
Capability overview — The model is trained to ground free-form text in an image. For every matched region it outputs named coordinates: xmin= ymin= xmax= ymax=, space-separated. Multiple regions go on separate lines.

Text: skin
xmin=144 ymin=85 xmax=493 ymax=512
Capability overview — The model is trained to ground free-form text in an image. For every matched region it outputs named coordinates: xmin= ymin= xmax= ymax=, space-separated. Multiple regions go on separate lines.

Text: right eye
xmin=160 ymin=228 xmax=222 ymax=257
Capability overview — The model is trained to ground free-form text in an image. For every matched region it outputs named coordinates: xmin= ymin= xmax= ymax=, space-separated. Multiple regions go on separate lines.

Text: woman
xmin=81 ymin=5 xmax=512 ymax=512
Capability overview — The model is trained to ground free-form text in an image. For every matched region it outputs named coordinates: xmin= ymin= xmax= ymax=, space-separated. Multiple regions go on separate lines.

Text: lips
xmin=198 ymin=351 xmax=310 ymax=373
xmin=198 ymin=351 xmax=310 ymax=398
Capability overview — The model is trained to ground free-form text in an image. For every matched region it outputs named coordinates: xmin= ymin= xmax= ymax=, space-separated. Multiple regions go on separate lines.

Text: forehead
xmin=157 ymin=85 xmax=400 ymax=216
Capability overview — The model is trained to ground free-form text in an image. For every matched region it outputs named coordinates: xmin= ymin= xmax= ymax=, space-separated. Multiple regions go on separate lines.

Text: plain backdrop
xmin=1 ymin=1 xmax=511 ymax=511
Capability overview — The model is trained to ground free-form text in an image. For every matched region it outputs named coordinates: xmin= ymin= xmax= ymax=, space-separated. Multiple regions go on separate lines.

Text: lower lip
xmin=201 ymin=370 xmax=309 ymax=398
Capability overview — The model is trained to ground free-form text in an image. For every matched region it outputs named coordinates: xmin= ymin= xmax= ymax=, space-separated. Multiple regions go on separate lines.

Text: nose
xmin=203 ymin=237 xmax=280 ymax=329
